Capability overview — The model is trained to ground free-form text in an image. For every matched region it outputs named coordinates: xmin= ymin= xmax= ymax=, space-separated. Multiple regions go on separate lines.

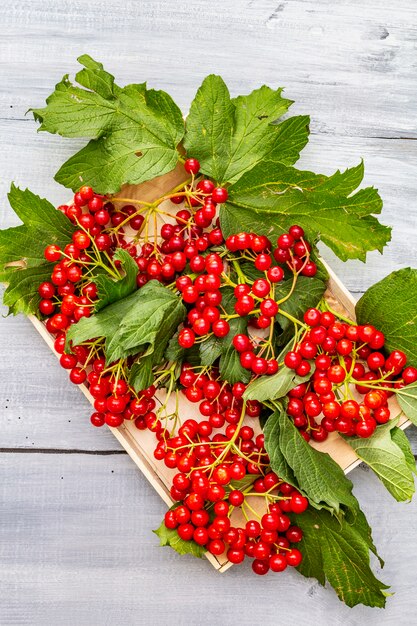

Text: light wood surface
xmin=1 ymin=0 xmax=417 ymax=623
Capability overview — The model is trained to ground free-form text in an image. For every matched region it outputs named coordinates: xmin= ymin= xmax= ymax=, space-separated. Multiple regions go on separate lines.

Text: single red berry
xmin=270 ymin=554 xmax=287 ymax=572
xmin=277 ymin=233 xmax=294 ymax=249
xmin=212 ymin=187 xmax=228 ymax=203
xmin=260 ymin=298 xmax=278 ymax=318
xmin=252 ymin=279 xmax=270 ymax=298
xmin=184 ymin=158 xmax=200 ymax=174
xmin=286 ymin=548 xmax=303 ymax=567
xmin=290 ymin=493 xmax=308 ymax=514
xmin=44 ymin=245 xmax=61 ymax=262
xmin=235 ymin=295 xmax=255 ymax=316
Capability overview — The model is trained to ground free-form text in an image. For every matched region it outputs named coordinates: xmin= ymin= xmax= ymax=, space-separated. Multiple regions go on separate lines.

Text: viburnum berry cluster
xmin=283 ymin=309 xmax=417 ymax=441
xmin=31 ymin=156 xmax=417 ymax=581
xmin=4 ymin=59 xmax=417 ymax=608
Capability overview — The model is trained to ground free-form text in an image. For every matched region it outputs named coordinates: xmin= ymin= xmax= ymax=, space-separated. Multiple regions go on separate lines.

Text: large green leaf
xmin=391 ymin=427 xmax=417 ymax=474
xmin=0 ymin=185 xmax=75 ymax=316
xmin=32 ymin=55 xmax=184 ymax=193
xmin=106 ymin=281 xmax=185 ymax=363
xmin=264 ymin=406 xmax=359 ymax=514
xmin=184 ymin=74 xmax=309 ymax=185
xmin=67 ymin=280 xmax=186 ymax=366
xmin=153 ymin=519 xmax=205 ymax=559
xmin=356 ymin=268 xmax=417 ymax=367
xmin=243 ymin=364 xmax=312 ymax=402
xmin=346 ymin=419 xmax=416 ymax=502
xmin=263 ymin=411 xmax=299 ymax=487
xmin=222 ymin=161 xmax=390 ymax=262
xmin=295 ymin=507 xmax=389 ymax=608
xmin=2 ymin=264 xmax=55 ymax=316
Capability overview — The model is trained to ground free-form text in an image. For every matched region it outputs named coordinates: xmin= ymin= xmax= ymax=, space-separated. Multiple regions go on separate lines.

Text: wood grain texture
xmin=1 ymin=0 xmax=417 ymax=138
xmin=1 ymin=0 xmax=417 ymax=621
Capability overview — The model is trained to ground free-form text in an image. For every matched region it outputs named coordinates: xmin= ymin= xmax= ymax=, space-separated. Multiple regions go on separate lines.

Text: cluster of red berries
xmin=37 ymin=157 xmax=415 ymax=573
xmin=151 ymin=362 xmax=308 ymax=574
xmin=225 ymin=226 xmax=317 ymax=278
xmin=177 ymin=252 xmax=231 ymax=347
xmin=165 ymin=488 xmax=307 ymax=575
xmin=178 ymin=363 xmax=260 ymax=426
xmin=54 ymin=344 xmax=157 ymax=429
xmin=283 ymin=308 xmax=417 ymax=440
xmin=176 ymin=223 xmax=318 ymax=376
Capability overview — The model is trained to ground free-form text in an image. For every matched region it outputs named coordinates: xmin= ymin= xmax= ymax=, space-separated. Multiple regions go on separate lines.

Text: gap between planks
xmin=1 ymin=115 xmax=416 ymax=142
xmin=0 ymin=447 xmax=126 ymax=455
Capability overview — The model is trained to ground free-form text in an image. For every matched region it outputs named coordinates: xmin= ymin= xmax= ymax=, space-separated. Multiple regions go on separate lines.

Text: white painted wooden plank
xmin=0 ymin=452 xmax=416 ymax=625
xmin=0 ymin=122 xmax=416 ymax=294
xmin=0 ymin=306 xmax=123 ymax=451
xmin=0 ymin=0 xmax=416 ymax=139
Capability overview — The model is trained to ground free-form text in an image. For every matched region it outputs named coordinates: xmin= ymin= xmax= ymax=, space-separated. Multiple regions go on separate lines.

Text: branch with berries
xmin=1 ymin=55 xmax=417 ymax=609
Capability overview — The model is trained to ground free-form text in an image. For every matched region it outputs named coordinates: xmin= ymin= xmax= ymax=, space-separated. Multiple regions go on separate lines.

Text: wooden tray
xmin=27 ymin=166 xmax=411 ymax=572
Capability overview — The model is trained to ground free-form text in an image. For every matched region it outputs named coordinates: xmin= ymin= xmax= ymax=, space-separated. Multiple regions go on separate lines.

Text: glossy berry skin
xmin=38 ymin=281 xmax=56 ymax=299
xmin=44 ymin=245 xmax=61 ymax=262
xmin=235 ymin=295 xmax=255 ymax=316
xmin=270 ymin=554 xmax=287 ymax=572
xmin=212 ymin=187 xmax=228 ymax=203
xmin=286 ymin=548 xmax=303 ymax=567
xmin=184 ymin=158 xmax=200 ymax=174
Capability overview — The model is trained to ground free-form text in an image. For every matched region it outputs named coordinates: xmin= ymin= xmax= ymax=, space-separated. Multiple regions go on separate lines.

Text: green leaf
xmin=243 ymin=364 xmax=312 ymax=402
xmin=66 ymin=289 xmax=139 ymax=354
xmin=346 ymin=419 xmax=415 ymax=502
xmin=264 ymin=406 xmax=359 ymax=514
xmin=0 ymin=184 xmax=75 ymax=267
xmin=164 ymin=331 xmax=201 ymax=367
xmin=274 ymin=276 xmax=326 ymax=346
xmin=2 ymin=264 xmax=54 ymax=316
xmin=128 ymin=356 xmax=154 ymax=392
xmin=153 ymin=519 xmax=205 ymax=559
xmin=295 ymin=507 xmax=389 ymax=608
xmin=0 ymin=185 xmax=75 ymax=316
xmin=224 ymin=474 xmax=260 ymax=494
xmin=243 ymin=341 xmax=315 ymax=402
xmin=222 ymin=161 xmax=390 ymax=262
xmin=396 ymin=383 xmax=417 ymax=426
xmin=199 ymin=287 xmax=247 ymax=366
xmin=356 ymin=268 xmax=417 ymax=367
xmin=263 ymin=411 xmax=299 ymax=487
xmin=391 ymin=427 xmax=417 ymax=475
xmin=32 ymin=55 xmax=184 ymax=193
xmin=164 ymin=331 xmax=185 ymax=362
xmin=184 ymin=74 xmax=309 ymax=185
xmin=67 ymin=280 xmax=186 ymax=365
xmin=219 ymin=345 xmax=251 ymax=384
xmin=94 ymin=249 xmax=138 ymax=311
xmin=106 ymin=281 xmax=185 ymax=363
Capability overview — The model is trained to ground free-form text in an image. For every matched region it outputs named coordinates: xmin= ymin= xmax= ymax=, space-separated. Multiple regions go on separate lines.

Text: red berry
xmin=235 ymin=295 xmax=255 ymax=316
xmin=212 ymin=187 xmax=228 ymax=203
xmin=286 ymin=548 xmax=303 ymax=567
xmin=44 ymin=244 xmax=61 ymax=262
xmin=270 ymin=554 xmax=287 ymax=572
xmin=184 ymin=158 xmax=200 ymax=174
